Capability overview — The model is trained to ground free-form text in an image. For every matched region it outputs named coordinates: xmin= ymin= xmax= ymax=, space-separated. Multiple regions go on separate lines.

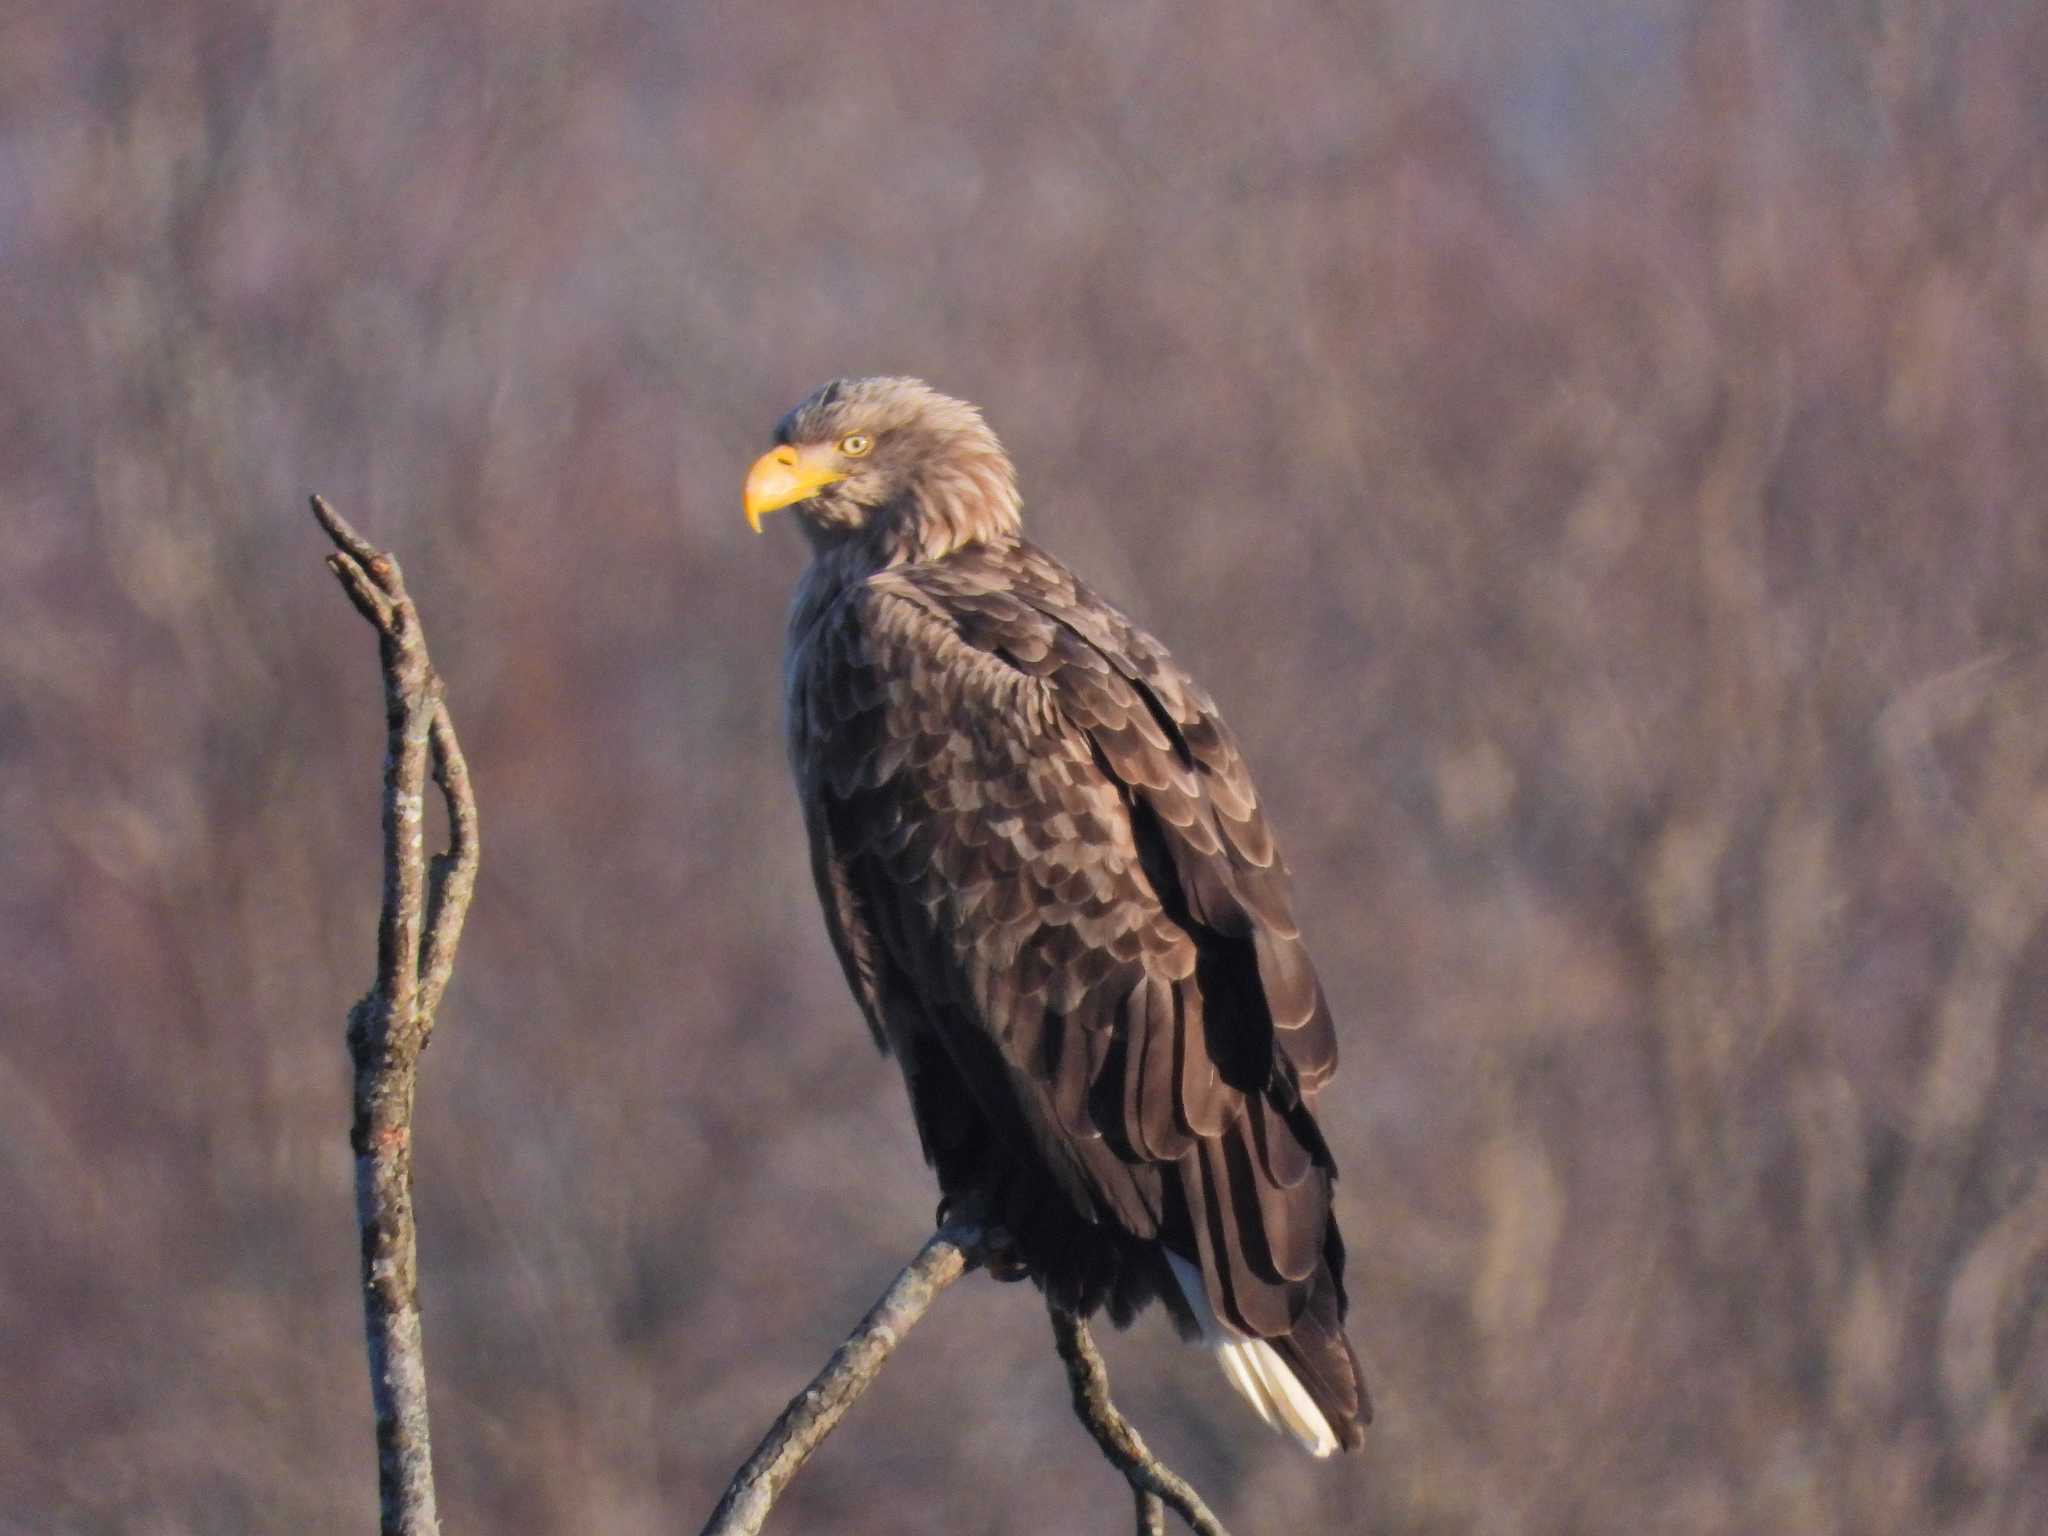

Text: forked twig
xmin=700 ymin=1218 xmax=1234 ymax=1536
xmin=312 ymin=495 xmax=481 ymax=1536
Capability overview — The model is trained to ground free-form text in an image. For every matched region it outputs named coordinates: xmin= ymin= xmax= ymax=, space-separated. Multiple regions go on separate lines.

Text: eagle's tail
xmin=1165 ymin=1255 xmax=1366 ymax=1457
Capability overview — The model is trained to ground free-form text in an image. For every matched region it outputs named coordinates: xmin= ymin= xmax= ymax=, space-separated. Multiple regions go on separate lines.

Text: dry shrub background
xmin=4 ymin=2 xmax=2047 ymax=1532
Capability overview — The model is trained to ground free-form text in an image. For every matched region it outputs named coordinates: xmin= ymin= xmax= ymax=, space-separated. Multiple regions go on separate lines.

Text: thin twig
xmin=313 ymin=494 xmax=480 ymax=1536
xmin=1048 ymin=1303 xmax=1232 ymax=1536
xmin=418 ymin=706 xmax=479 ymax=1037
xmin=699 ymin=1223 xmax=985 ymax=1536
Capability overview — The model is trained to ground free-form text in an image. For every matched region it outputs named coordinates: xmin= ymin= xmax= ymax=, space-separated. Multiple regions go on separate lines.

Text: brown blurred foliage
xmin=4 ymin=2 xmax=2047 ymax=1532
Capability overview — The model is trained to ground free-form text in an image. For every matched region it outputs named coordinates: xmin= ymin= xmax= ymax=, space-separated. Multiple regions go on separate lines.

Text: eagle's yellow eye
xmin=838 ymin=433 xmax=874 ymax=458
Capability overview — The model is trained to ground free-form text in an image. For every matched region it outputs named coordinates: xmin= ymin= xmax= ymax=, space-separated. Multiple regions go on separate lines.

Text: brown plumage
xmin=745 ymin=377 xmax=1368 ymax=1453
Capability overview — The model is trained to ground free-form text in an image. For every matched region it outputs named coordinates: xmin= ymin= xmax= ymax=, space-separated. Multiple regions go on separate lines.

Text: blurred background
xmin=5 ymin=1 xmax=2047 ymax=1531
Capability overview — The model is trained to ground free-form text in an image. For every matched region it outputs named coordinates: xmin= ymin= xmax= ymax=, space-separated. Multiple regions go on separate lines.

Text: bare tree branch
xmin=312 ymin=494 xmax=480 ymax=1536
xmin=699 ymin=1220 xmax=1241 ymax=1535
xmin=699 ymin=1222 xmax=985 ymax=1536
xmin=1048 ymin=1304 xmax=1233 ymax=1536
xmin=418 ymin=706 xmax=479 ymax=1037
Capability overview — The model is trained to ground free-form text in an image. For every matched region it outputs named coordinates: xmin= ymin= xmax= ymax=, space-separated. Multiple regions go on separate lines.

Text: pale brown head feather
xmin=771 ymin=377 xmax=1022 ymax=563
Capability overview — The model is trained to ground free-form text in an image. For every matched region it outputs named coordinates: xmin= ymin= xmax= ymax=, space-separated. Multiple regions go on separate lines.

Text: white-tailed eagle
xmin=746 ymin=377 xmax=1367 ymax=1455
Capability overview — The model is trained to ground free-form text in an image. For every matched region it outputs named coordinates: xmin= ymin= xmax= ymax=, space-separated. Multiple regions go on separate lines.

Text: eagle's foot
xmin=936 ymin=1192 xmax=1030 ymax=1281
xmin=983 ymin=1247 xmax=1031 ymax=1283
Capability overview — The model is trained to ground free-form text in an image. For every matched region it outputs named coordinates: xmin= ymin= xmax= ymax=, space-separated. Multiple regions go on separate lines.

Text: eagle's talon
xmin=936 ymin=1195 xmax=1026 ymax=1277
xmin=982 ymin=1232 xmax=1030 ymax=1283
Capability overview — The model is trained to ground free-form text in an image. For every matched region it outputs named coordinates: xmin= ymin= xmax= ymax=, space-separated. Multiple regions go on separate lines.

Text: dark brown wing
xmin=788 ymin=537 xmax=1362 ymax=1436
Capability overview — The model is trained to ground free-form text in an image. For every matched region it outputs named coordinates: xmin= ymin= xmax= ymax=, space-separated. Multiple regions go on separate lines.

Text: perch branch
xmin=313 ymin=494 xmax=481 ymax=1536
xmin=1048 ymin=1303 xmax=1232 ymax=1536
xmin=699 ymin=1223 xmax=985 ymax=1536
xmin=700 ymin=1219 xmax=1238 ymax=1534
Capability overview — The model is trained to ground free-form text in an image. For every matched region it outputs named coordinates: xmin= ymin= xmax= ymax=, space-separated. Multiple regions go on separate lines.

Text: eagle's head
xmin=744 ymin=377 xmax=1022 ymax=562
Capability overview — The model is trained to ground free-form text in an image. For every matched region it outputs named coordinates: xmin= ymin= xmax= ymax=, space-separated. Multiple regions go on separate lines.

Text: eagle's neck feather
xmin=900 ymin=449 xmax=1022 ymax=562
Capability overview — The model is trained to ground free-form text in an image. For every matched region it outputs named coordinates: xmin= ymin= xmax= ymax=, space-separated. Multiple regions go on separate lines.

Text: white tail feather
xmin=1166 ymin=1255 xmax=1338 ymax=1458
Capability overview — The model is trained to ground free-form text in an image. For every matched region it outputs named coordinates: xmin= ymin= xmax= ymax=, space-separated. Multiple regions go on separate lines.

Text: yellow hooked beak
xmin=744 ymin=443 xmax=848 ymax=533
